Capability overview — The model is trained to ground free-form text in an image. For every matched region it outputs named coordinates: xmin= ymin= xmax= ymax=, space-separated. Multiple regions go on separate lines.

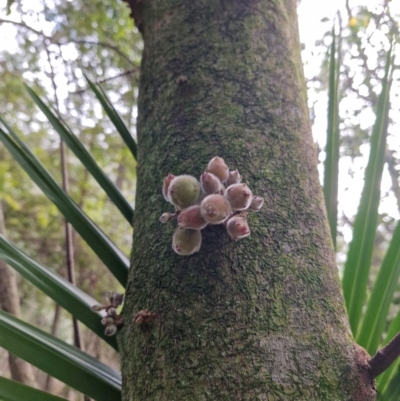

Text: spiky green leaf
xmin=0 ymin=235 xmax=118 ymax=350
xmin=0 ymin=376 xmax=68 ymax=401
xmin=24 ymin=85 xmax=134 ymax=226
xmin=0 ymin=310 xmax=121 ymax=401
xmin=0 ymin=124 xmax=129 ymax=286
xmin=323 ymin=27 xmax=340 ymax=249
xmin=342 ymin=45 xmax=393 ymax=335
xmin=84 ymin=74 xmax=137 ymax=160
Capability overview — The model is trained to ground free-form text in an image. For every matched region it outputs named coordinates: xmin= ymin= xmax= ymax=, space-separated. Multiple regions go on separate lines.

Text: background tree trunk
xmin=0 ymin=201 xmax=37 ymax=387
xmin=120 ymin=0 xmax=375 ymax=399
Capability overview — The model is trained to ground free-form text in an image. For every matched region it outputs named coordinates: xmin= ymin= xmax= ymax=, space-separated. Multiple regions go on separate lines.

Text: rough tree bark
xmin=0 ymin=201 xmax=37 ymax=387
xmin=120 ymin=0 xmax=376 ymax=399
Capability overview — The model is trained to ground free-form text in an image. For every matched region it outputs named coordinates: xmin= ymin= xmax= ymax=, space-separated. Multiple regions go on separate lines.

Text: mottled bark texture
xmin=0 ymin=202 xmax=37 ymax=387
xmin=119 ymin=0 xmax=375 ymax=399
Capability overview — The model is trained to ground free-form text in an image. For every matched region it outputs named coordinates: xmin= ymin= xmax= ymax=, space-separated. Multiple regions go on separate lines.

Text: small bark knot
xmin=351 ymin=345 xmax=376 ymax=401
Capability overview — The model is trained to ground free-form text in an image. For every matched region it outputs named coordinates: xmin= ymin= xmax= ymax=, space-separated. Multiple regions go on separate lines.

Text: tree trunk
xmin=0 ymin=201 xmax=37 ymax=387
xmin=119 ymin=0 xmax=375 ymax=399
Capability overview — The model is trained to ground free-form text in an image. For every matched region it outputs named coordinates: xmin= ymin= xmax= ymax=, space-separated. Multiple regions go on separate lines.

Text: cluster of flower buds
xmin=160 ymin=157 xmax=264 ymax=255
xmin=91 ymin=292 xmax=124 ymax=336
xmin=133 ymin=309 xmax=158 ymax=325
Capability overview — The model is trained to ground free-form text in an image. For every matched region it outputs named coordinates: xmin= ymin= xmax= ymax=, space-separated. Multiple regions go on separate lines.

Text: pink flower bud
xmin=162 ymin=174 xmax=175 ymax=202
xmin=160 ymin=212 xmax=172 ymax=223
xmin=225 ymin=169 xmax=242 ymax=186
xmin=177 ymin=205 xmax=208 ymax=230
xmin=205 ymin=157 xmax=229 ymax=183
xmin=248 ymin=196 xmax=264 ymax=211
xmin=104 ymin=325 xmax=117 ymax=336
xmin=101 ymin=316 xmax=115 ymax=326
xmin=226 ymin=216 xmax=250 ymax=240
xmin=200 ymin=172 xmax=222 ymax=195
xmin=225 ymin=183 xmax=253 ymax=211
xmin=200 ymin=194 xmax=232 ymax=224
xmin=108 ymin=308 xmax=117 ymax=317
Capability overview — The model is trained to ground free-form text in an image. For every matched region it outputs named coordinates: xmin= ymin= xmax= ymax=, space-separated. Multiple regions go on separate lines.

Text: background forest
xmin=0 ymin=0 xmax=399 ymax=400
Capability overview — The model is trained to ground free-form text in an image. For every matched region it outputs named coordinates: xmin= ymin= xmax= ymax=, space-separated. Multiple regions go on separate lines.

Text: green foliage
xmin=342 ymin=45 xmax=393 ymax=336
xmin=0 ymin=122 xmax=129 ymax=287
xmin=85 ymin=75 xmax=138 ymax=161
xmin=321 ymin=14 xmax=399 ymax=398
xmin=0 ymin=376 xmax=67 ymax=401
xmin=0 ymin=235 xmax=118 ymax=350
xmin=0 ymin=310 xmax=121 ymax=401
xmin=323 ymin=28 xmax=339 ymax=249
xmin=0 ymin=1 xmax=399 ymax=400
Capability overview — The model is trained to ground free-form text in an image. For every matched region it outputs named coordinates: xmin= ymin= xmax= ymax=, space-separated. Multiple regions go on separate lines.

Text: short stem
xmin=369 ymin=331 xmax=400 ymax=378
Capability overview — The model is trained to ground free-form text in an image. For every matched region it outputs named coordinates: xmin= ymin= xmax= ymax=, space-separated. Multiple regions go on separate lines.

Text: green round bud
xmin=168 ymin=175 xmax=201 ymax=209
xmin=172 ymin=226 xmax=202 ymax=255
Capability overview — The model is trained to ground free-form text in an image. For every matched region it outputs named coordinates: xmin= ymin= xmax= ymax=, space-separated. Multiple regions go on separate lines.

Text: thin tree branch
xmin=0 ymin=18 xmax=46 ymax=37
xmin=0 ymin=19 xmax=136 ymax=65
xmin=72 ymin=69 xmax=138 ymax=95
xmin=66 ymin=39 xmax=136 ymax=66
xmin=369 ymin=331 xmax=400 ymax=378
xmin=42 ymin=22 xmax=83 ymax=352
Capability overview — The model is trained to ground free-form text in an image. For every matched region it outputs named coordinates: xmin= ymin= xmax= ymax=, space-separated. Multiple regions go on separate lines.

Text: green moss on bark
xmin=119 ymin=0 xmax=375 ymax=399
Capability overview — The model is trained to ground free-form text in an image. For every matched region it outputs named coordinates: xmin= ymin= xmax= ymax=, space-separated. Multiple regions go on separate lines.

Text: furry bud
xmin=162 ymin=174 xmax=175 ymax=202
xmin=177 ymin=205 xmax=208 ymax=230
xmin=108 ymin=308 xmax=117 ymax=317
xmin=91 ymin=304 xmax=105 ymax=312
xmin=172 ymin=226 xmax=202 ymax=255
xmin=160 ymin=212 xmax=173 ymax=223
xmin=225 ymin=170 xmax=242 ymax=186
xmin=168 ymin=175 xmax=201 ymax=209
xmin=107 ymin=292 xmax=124 ymax=307
xmin=225 ymin=183 xmax=253 ymax=211
xmin=104 ymin=325 xmax=117 ymax=336
xmin=200 ymin=172 xmax=222 ymax=195
xmin=205 ymin=157 xmax=229 ymax=183
xmin=249 ymin=196 xmax=264 ymax=211
xmin=226 ymin=216 xmax=250 ymax=240
xmin=101 ymin=316 xmax=115 ymax=326
xmin=200 ymin=194 xmax=232 ymax=224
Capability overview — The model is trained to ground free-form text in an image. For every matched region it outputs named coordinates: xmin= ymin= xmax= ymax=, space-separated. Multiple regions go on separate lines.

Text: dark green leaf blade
xmin=0 ymin=376 xmax=68 ymax=401
xmin=342 ymin=45 xmax=393 ymax=335
xmin=24 ymin=85 xmax=134 ymax=226
xmin=0 ymin=125 xmax=129 ymax=287
xmin=357 ymin=220 xmax=400 ymax=354
xmin=0 ymin=310 xmax=121 ymax=401
xmin=0 ymin=234 xmax=118 ymax=351
xmin=84 ymin=74 xmax=137 ymax=160
xmin=323 ymin=27 xmax=340 ymax=249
